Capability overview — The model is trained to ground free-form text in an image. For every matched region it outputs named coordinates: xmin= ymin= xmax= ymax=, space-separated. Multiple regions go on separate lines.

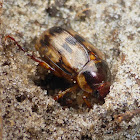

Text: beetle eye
xmin=94 ymin=90 xmax=99 ymax=98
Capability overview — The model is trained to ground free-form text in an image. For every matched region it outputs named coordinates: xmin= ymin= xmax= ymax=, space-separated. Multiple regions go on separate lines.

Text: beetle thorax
xmin=77 ymin=60 xmax=111 ymax=95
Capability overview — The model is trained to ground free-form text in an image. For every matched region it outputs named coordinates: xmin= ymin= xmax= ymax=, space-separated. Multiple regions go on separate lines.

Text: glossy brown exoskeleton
xmin=6 ymin=26 xmax=111 ymax=108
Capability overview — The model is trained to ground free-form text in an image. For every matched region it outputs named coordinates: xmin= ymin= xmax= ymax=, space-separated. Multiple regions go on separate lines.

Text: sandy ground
xmin=0 ymin=0 xmax=140 ymax=139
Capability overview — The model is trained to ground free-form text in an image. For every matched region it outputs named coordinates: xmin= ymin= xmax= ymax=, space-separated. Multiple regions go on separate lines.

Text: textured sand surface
xmin=0 ymin=0 xmax=140 ymax=139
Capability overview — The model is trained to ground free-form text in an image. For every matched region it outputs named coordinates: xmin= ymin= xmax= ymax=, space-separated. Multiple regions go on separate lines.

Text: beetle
xmin=5 ymin=26 xmax=111 ymax=108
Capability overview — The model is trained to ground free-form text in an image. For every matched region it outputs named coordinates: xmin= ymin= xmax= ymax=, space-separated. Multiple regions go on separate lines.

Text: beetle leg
xmin=82 ymin=92 xmax=92 ymax=108
xmin=5 ymin=35 xmax=27 ymax=52
xmin=114 ymin=108 xmax=140 ymax=123
xmin=29 ymin=55 xmax=55 ymax=71
xmin=54 ymin=84 xmax=79 ymax=100
xmin=4 ymin=35 xmax=58 ymax=72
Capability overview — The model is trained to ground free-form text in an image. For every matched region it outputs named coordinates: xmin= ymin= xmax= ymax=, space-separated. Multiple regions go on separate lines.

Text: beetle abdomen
xmin=35 ymin=27 xmax=90 ymax=74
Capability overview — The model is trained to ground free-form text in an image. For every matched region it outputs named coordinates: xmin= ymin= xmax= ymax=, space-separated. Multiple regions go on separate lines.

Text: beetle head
xmin=77 ymin=60 xmax=111 ymax=98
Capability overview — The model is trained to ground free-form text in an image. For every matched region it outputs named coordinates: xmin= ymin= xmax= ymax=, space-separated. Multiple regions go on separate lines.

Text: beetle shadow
xmin=32 ymin=66 xmax=105 ymax=111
